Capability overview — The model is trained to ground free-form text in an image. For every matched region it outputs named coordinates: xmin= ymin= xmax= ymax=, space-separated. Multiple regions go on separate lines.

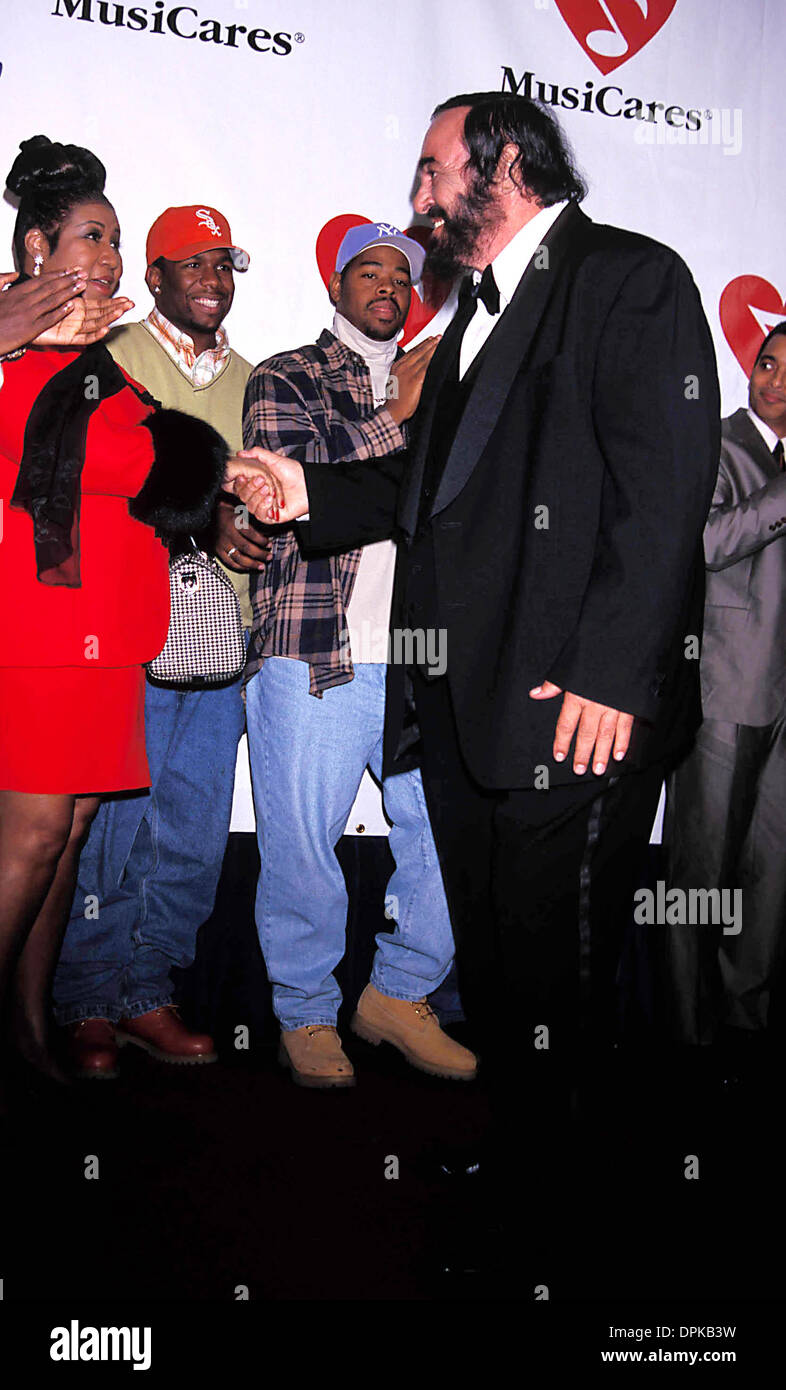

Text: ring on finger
xmin=227 ymin=546 xmax=238 ymax=558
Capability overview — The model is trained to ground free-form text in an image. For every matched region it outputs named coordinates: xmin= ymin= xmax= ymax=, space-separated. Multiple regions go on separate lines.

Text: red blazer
xmin=0 ymin=347 xmax=170 ymax=668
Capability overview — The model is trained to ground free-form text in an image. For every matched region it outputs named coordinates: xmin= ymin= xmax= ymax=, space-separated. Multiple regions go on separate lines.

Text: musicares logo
xmin=50 ymin=0 xmax=298 ymax=54
xmin=502 ymin=63 xmax=703 ymax=131
xmin=720 ymin=277 xmax=786 ymax=379
xmin=502 ymin=0 xmax=711 ymax=136
xmin=555 ymin=0 xmax=677 ymax=76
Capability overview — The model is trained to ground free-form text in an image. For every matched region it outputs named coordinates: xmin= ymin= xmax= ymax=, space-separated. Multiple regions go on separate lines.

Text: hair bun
xmin=6 ymin=135 xmax=106 ymax=199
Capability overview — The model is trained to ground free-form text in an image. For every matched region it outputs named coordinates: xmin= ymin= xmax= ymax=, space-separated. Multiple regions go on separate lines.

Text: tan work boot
xmin=351 ymin=984 xmax=477 ymax=1080
xmin=278 ymin=1025 xmax=356 ymax=1088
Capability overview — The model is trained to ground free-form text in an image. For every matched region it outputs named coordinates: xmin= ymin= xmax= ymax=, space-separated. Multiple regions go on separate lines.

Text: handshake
xmin=223 ymin=448 xmax=308 ymax=525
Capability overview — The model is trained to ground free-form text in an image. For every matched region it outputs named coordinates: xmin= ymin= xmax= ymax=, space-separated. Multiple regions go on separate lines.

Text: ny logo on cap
xmin=375 ymin=224 xmax=398 ymax=237
xmin=196 ymin=209 xmax=222 ymax=238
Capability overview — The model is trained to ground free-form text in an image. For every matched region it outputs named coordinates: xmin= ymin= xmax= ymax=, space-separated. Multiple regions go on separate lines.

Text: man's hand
xmin=226 ymin=448 xmax=307 ymax=524
xmin=528 ymin=681 xmax=634 ymax=775
xmin=214 ymin=496 xmax=272 ymax=571
xmin=387 ymin=336 xmax=441 ymax=424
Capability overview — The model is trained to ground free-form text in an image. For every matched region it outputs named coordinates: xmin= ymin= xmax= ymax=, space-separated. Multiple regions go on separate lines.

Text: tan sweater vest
xmin=107 ymin=321 xmax=253 ymax=623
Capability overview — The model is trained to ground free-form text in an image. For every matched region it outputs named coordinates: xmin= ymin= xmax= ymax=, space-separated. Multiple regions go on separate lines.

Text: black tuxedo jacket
xmin=303 ymin=203 xmax=721 ymax=789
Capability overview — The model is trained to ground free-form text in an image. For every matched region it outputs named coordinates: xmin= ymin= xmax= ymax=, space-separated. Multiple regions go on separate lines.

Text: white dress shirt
xmin=747 ymin=406 xmax=784 ymax=457
xmin=459 ymin=201 xmax=568 ymax=380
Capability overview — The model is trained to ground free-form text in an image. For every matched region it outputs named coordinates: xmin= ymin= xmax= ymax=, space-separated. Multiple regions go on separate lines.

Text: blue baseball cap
xmin=335 ymin=222 xmax=425 ymax=283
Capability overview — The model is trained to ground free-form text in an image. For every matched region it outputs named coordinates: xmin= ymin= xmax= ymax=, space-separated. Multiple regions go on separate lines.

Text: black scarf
xmin=10 ymin=342 xmax=155 ymax=587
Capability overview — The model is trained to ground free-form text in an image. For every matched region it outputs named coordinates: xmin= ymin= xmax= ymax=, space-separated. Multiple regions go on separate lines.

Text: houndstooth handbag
xmin=147 ymin=542 xmax=245 ymax=687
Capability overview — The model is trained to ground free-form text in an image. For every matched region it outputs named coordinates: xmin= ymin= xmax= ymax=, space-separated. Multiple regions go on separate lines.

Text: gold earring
xmin=33 ymin=254 xmax=44 ymax=277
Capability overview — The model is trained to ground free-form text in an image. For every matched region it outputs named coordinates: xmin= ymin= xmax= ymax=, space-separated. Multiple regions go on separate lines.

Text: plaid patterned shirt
xmin=242 ymin=329 xmax=406 ymax=694
xmin=143 ymin=306 xmax=230 ymax=386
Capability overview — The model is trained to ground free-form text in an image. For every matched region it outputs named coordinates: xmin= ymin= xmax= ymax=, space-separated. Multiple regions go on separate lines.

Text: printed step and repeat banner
xmin=1 ymin=0 xmax=782 ymax=831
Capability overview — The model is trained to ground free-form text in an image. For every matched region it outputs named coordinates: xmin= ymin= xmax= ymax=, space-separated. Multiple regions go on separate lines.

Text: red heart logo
xmin=720 ymin=276 xmax=786 ymax=379
xmin=554 ymin=0 xmax=677 ymax=75
xmin=315 ymin=214 xmax=450 ymax=347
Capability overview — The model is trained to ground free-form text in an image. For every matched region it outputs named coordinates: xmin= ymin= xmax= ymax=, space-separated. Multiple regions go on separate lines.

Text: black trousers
xmin=411 ymin=670 xmax=664 ymax=1086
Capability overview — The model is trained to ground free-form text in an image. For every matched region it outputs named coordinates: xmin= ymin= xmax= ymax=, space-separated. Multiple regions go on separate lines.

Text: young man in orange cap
xmin=54 ymin=206 xmax=266 ymax=1077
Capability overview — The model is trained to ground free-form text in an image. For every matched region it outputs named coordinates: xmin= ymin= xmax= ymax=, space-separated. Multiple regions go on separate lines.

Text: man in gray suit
xmin=664 ymin=322 xmax=786 ymax=1046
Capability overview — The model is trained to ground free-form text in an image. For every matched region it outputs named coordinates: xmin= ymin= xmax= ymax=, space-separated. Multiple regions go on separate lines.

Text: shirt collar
xmin=747 ymin=406 xmax=782 ymax=454
xmin=144 ymin=305 xmax=229 ymax=381
xmin=473 ymin=201 xmax=568 ymax=310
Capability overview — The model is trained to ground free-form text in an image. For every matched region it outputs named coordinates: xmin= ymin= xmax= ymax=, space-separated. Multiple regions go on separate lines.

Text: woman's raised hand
xmin=36 ymin=288 xmax=134 ymax=347
xmin=0 ymin=270 xmax=134 ymax=354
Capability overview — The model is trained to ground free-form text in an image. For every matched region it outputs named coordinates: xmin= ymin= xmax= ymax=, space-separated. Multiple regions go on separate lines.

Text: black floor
xmin=3 ymin=1035 xmax=491 ymax=1302
xmin=2 ymin=1034 xmax=784 ymax=1295
xmin=1 ymin=836 xmax=783 ymax=1368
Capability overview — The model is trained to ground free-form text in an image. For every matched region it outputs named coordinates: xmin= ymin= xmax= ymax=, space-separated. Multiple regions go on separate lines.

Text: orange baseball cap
xmin=146 ymin=205 xmax=250 ymax=270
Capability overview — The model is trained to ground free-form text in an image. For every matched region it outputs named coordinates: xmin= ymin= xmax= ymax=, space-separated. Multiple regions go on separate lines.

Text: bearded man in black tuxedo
xmin=236 ymin=92 xmax=721 ymax=1109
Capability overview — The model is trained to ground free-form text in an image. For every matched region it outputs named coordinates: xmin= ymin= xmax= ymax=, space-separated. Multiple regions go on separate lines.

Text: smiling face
xmin=749 ymin=331 xmax=786 ymax=437
xmin=414 ymin=108 xmax=472 ymax=228
xmin=413 ymin=106 xmax=502 ymax=280
xmin=329 ymin=244 xmax=412 ymax=342
xmin=147 ymin=249 xmax=235 ymax=353
xmin=26 ymin=199 xmax=122 ymax=300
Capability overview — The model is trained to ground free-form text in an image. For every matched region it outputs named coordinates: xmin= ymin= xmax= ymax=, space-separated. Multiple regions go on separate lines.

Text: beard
xmin=362 ymin=307 xmax=404 ymax=342
xmin=423 ymin=172 xmax=503 ymax=282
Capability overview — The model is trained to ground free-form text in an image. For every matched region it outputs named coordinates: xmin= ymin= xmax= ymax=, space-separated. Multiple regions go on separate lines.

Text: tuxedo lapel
xmin=431 ymin=202 xmax=587 ymax=519
xmin=397 ymin=286 xmax=473 ymax=536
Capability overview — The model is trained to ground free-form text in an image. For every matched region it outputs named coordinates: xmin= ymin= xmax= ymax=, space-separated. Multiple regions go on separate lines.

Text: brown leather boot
xmin=115 ymin=1005 xmax=216 ymax=1064
xmin=64 ymin=1018 xmax=119 ymax=1080
xmin=351 ymin=984 xmax=478 ymax=1080
xmin=278 ymin=1025 xmax=355 ymax=1088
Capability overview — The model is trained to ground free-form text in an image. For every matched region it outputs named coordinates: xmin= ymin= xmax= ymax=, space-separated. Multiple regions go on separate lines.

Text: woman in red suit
xmin=0 ymin=137 xmax=266 ymax=1103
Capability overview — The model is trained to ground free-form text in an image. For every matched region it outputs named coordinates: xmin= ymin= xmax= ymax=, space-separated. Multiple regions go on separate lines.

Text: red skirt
xmin=0 ymin=666 xmax=150 ymax=794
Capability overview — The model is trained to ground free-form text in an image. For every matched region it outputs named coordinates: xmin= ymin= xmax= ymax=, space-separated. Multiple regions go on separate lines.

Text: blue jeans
xmin=53 ymin=675 xmax=245 ymax=1025
xmin=245 ymin=657 xmax=455 ymax=1030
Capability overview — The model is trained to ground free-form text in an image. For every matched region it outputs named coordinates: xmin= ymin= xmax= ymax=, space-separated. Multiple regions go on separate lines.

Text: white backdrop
xmin=2 ymin=0 xmax=782 ymax=834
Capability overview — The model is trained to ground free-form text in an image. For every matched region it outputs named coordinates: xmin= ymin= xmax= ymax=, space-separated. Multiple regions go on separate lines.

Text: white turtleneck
xmin=333 ymin=311 xmax=400 ymax=665
xmin=333 ymin=310 xmax=399 ymax=406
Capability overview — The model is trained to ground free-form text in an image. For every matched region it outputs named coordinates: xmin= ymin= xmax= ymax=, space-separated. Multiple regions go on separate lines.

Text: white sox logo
xmin=195 ymin=209 xmax=222 ymax=238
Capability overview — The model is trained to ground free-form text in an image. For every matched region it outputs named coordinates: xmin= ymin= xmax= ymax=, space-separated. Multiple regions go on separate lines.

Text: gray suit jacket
xmin=701 ymin=407 xmax=786 ymax=724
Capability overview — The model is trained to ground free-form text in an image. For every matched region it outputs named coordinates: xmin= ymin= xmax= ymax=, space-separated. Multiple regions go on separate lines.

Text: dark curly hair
xmin=6 ymin=134 xmax=109 ymax=269
xmin=755 ymin=320 xmax=786 ymax=366
xmin=431 ymin=92 xmax=587 ymax=206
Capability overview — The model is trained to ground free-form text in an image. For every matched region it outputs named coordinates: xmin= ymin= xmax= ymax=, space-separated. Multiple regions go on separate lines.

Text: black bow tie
xmin=476 ymin=264 xmax=501 ymax=315
xmin=457 ymin=265 xmax=501 ymax=317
